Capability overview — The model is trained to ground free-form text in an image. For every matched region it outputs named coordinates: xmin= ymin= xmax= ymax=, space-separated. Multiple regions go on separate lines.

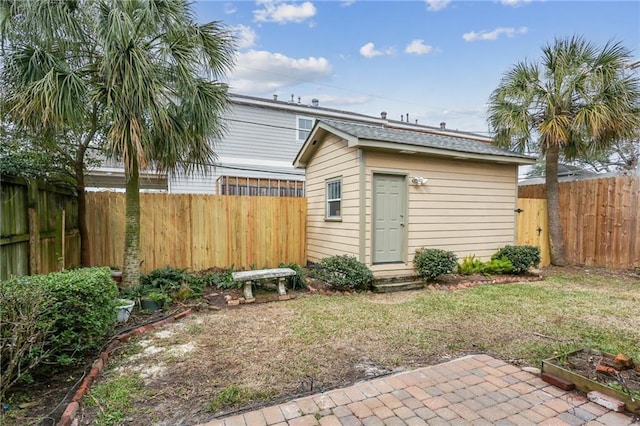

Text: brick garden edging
xmin=56 ymin=308 xmax=193 ymax=426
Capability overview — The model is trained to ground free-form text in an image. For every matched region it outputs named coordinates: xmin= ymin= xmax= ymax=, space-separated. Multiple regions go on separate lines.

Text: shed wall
xmin=305 ymin=135 xmax=360 ymax=261
xmin=364 ymin=152 xmax=519 ymax=278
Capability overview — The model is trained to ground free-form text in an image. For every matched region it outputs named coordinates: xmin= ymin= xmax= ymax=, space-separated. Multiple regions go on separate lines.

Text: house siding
xmin=364 ymin=152 xmax=518 ymax=278
xmin=306 ymin=135 xmax=360 ymax=262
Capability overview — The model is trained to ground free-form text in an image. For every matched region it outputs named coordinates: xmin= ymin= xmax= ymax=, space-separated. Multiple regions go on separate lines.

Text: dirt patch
xmin=559 ymin=350 xmax=640 ymax=395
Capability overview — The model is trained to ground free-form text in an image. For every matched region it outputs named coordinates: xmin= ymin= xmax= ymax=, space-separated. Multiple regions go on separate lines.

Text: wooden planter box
xmin=541 ymin=348 xmax=640 ymax=414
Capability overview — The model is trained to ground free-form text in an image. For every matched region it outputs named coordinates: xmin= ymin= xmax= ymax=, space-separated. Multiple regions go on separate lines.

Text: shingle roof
xmin=320 ymin=119 xmax=534 ymax=160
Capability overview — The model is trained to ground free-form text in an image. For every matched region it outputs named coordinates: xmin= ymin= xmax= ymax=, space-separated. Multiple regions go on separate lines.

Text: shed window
xmin=297 ymin=116 xmax=314 ymax=141
xmin=326 ymin=179 xmax=341 ymax=219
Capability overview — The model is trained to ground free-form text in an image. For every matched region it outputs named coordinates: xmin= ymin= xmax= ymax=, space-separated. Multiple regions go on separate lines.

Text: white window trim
xmin=325 ymin=178 xmax=342 ymax=220
xmin=296 ymin=116 xmax=314 ymax=142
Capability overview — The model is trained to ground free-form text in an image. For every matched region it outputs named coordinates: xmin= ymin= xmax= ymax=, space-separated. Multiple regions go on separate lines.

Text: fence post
xmin=27 ymin=179 xmax=41 ymax=275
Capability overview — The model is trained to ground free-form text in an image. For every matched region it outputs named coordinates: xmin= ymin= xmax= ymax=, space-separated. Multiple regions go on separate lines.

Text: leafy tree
xmin=488 ymin=36 xmax=640 ymax=265
xmin=1 ymin=0 xmax=235 ymax=287
xmin=0 ymin=126 xmax=75 ymax=188
xmin=570 ymin=137 xmax=639 ymax=174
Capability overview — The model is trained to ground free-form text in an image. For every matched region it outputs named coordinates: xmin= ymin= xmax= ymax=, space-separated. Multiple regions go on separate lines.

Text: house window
xmin=326 ymin=178 xmax=341 ymax=219
xmin=297 ymin=116 xmax=314 ymax=141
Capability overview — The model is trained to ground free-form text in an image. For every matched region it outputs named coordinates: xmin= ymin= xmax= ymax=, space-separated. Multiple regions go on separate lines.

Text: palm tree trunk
xmin=75 ymin=164 xmax=90 ymax=266
xmin=545 ymin=145 xmax=568 ymax=266
xmin=123 ymin=159 xmax=141 ymax=288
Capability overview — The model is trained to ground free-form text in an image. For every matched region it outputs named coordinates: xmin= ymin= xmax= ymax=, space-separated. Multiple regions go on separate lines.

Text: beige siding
xmin=306 ymin=135 xmax=360 ymax=261
xmin=365 ymin=152 xmax=518 ymax=278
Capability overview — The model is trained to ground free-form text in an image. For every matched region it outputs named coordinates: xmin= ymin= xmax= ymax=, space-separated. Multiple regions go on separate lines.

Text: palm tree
xmin=1 ymin=0 xmax=235 ymax=286
xmin=487 ymin=36 xmax=640 ymax=265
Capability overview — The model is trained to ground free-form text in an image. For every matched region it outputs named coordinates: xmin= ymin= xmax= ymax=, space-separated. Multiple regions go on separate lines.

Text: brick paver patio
xmin=200 ymin=354 xmax=639 ymax=426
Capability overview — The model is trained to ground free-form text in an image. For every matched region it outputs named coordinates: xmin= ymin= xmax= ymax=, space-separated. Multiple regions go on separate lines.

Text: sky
xmin=192 ymin=0 xmax=640 ymax=135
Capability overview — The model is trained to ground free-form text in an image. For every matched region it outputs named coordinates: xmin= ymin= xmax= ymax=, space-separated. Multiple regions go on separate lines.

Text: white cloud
xmin=425 ymin=0 xmax=450 ymax=12
xmin=254 ymin=1 xmax=316 ymax=24
xmin=462 ymin=26 xmax=528 ymax=42
xmin=223 ymin=3 xmax=237 ymax=14
xmin=500 ymin=0 xmax=533 ymax=6
xmin=229 ymin=50 xmax=332 ymax=94
xmin=340 ymin=0 xmax=356 ymax=6
xmin=405 ymin=39 xmax=433 ymax=55
xmin=232 ymin=25 xmax=257 ymax=49
xmin=360 ymin=42 xmax=382 ymax=58
xmin=359 ymin=42 xmax=394 ymax=58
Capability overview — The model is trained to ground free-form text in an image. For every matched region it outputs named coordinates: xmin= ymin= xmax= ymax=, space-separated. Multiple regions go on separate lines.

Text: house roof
xmin=230 ymin=93 xmax=495 ymax=144
xmin=294 ymin=119 xmax=536 ymax=167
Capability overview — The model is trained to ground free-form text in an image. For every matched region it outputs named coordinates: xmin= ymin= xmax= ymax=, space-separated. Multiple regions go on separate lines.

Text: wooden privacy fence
xmin=1 ymin=175 xmax=80 ymax=280
xmin=85 ymin=192 xmax=307 ymax=273
xmin=519 ymin=176 xmax=640 ymax=268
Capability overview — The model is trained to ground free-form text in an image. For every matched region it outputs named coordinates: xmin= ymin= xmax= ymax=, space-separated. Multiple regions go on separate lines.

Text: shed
xmin=293 ymin=119 xmax=536 ymax=278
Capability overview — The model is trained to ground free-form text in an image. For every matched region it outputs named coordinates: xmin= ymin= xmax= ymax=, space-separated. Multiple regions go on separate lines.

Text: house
xmin=86 ymin=93 xmax=387 ymax=195
xmin=294 ymin=119 xmax=536 ymax=278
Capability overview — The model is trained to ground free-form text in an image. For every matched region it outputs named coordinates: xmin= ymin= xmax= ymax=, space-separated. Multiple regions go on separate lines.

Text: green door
xmin=373 ymin=174 xmax=405 ymax=263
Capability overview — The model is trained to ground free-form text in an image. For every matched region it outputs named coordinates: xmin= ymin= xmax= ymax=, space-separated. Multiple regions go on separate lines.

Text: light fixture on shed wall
xmin=410 ymin=176 xmax=428 ymax=185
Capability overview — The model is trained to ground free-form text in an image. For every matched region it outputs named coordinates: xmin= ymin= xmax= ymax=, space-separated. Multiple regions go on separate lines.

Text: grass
xmin=84 ymin=375 xmax=144 ymax=426
xmin=207 ymin=385 xmax=273 ymax=413
xmin=79 ymin=268 xmax=640 ymax=425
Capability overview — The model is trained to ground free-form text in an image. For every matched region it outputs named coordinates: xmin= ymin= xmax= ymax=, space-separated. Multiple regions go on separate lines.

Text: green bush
xmin=313 ymin=255 xmax=374 ymax=291
xmin=480 ymin=257 xmax=514 ymax=274
xmin=278 ymin=262 xmax=306 ymax=290
xmin=491 ymin=245 xmax=540 ymax=274
xmin=141 ymin=266 xmax=203 ymax=296
xmin=27 ymin=267 xmax=119 ymax=365
xmin=414 ymin=248 xmax=458 ymax=281
xmin=0 ymin=279 xmax=54 ymax=400
xmin=128 ymin=266 xmax=207 ymax=304
xmin=457 ymin=254 xmax=514 ymax=275
xmin=209 ymin=268 xmax=238 ymax=289
xmin=457 ymin=255 xmax=485 ymax=275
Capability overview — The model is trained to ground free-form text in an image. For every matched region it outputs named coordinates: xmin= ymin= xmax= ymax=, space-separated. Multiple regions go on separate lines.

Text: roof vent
xmin=273 ymin=94 xmax=278 ymax=101
xmin=311 ymin=98 xmax=319 ymax=107
xmin=381 ymin=111 xmax=387 ymax=119
xmin=440 ymin=122 xmax=446 ymax=130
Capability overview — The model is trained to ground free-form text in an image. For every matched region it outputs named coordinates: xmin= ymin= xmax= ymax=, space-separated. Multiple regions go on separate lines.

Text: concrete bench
xmin=232 ymin=268 xmax=296 ymax=301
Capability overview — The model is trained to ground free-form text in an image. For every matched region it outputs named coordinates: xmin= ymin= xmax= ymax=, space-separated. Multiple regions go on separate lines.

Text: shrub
xmin=132 ymin=266 xmax=207 ymax=303
xmin=278 ymin=262 xmax=306 ymax=290
xmin=414 ymin=248 xmax=458 ymax=281
xmin=457 ymin=254 xmax=514 ymax=275
xmin=141 ymin=266 xmax=203 ymax=296
xmin=210 ymin=268 xmax=239 ymax=289
xmin=491 ymin=245 xmax=540 ymax=274
xmin=480 ymin=257 xmax=514 ymax=274
xmin=0 ymin=279 xmax=54 ymax=400
xmin=457 ymin=255 xmax=485 ymax=275
xmin=313 ymin=255 xmax=374 ymax=291
xmin=27 ymin=267 xmax=119 ymax=365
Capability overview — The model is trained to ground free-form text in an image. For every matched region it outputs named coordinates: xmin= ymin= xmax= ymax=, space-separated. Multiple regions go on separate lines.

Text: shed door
xmin=373 ymin=174 xmax=405 ymax=263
